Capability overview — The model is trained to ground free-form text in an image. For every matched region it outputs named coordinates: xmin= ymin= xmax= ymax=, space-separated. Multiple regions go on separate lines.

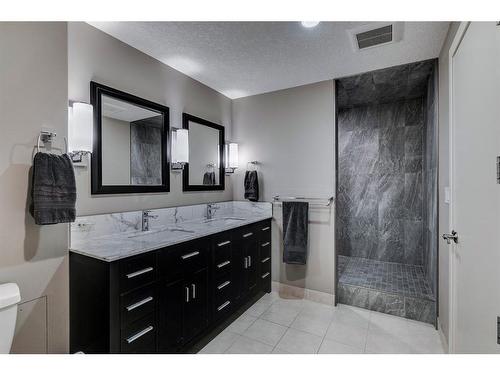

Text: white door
xmin=449 ymin=22 xmax=500 ymax=353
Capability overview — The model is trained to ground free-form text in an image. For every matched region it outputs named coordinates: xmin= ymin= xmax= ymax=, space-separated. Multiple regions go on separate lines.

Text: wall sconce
xmin=68 ymin=102 xmax=93 ymax=164
xmin=171 ymin=128 xmax=189 ymax=171
xmin=224 ymin=142 xmax=239 ymax=174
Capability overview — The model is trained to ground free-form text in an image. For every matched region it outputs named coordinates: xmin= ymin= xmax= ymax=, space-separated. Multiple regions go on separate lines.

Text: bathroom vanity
xmin=69 ymin=202 xmax=272 ymax=353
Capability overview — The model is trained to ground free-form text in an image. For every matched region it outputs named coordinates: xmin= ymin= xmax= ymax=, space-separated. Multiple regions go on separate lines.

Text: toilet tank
xmin=0 ymin=283 xmax=21 ymax=353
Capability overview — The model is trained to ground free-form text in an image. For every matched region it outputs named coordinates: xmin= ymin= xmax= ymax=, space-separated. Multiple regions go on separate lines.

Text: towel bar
xmin=272 ymin=195 xmax=334 ymax=207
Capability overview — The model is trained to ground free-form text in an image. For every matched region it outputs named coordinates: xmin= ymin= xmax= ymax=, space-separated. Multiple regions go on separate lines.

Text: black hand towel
xmin=282 ymin=201 xmax=309 ymax=265
xmin=244 ymin=170 xmax=259 ymax=202
xmin=203 ymin=171 xmax=216 ymax=185
xmin=30 ymin=153 xmax=76 ymax=225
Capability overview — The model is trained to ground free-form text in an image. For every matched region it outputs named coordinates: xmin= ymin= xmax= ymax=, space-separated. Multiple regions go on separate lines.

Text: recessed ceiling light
xmin=301 ymin=21 xmax=320 ymax=28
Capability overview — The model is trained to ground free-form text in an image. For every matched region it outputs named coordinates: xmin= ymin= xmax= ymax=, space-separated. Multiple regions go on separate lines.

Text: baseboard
xmin=271 ymin=281 xmax=335 ymax=306
xmin=437 ymin=318 xmax=450 ymax=353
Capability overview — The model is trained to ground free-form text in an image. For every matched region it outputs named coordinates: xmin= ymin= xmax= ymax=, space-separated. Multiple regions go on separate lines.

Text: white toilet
xmin=0 ymin=283 xmax=21 ymax=353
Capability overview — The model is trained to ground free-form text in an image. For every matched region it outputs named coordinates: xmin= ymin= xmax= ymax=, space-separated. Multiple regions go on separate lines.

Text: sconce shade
xmin=172 ymin=128 xmax=189 ymax=164
xmin=69 ymin=102 xmax=93 ymax=153
xmin=225 ymin=143 xmax=239 ymax=169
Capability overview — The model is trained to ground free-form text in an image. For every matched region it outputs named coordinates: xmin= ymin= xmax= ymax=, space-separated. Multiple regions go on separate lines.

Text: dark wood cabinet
xmin=158 ymin=278 xmax=184 ymax=352
xmin=70 ymin=219 xmax=272 ymax=354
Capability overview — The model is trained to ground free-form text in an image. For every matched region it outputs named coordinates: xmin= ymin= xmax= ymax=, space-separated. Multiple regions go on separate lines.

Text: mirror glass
xmin=101 ymin=95 xmax=164 ymax=186
xmin=188 ymin=121 xmax=220 ymax=185
xmin=182 ymin=114 xmax=225 ymax=191
xmin=91 ymin=81 xmax=169 ymax=195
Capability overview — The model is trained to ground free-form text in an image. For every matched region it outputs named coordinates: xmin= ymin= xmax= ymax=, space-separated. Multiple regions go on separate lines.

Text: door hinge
xmin=497 ymin=156 xmax=500 ymax=184
xmin=497 ymin=317 xmax=500 ymax=344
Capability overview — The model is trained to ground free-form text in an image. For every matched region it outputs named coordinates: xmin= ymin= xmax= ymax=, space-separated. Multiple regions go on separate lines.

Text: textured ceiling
xmin=88 ymin=22 xmax=449 ymax=99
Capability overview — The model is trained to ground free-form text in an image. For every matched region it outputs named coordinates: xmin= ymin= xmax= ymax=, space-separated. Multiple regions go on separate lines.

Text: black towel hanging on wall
xmin=30 ymin=152 xmax=76 ymax=225
xmin=244 ymin=170 xmax=259 ymax=202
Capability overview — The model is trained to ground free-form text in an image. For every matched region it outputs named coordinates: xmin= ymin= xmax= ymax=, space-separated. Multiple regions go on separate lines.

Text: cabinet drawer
xmin=120 ymin=314 xmax=156 ymax=353
xmin=238 ymin=226 xmax=257 ymax=240
xmin=120 ymin=253 xmax=156 ymax=293
xmin=214 ymin=298 xmax=232 ymax=321
xmin=120 ymin=284 xmax=156 ymax=328
xmin=214 ymin=271 xmax=232 ymax=294
xmin=260 ymin=257 xmax=271 ymax=276
xmin=214 ymin=258 xmax=232 ymax=278
xmin=213 ymin=232 xmax=232 ymax=264
xmin=260 ymin=239 xmax=271 ymax=260
xmin=159 ymin=240 xmax=209 ymax=281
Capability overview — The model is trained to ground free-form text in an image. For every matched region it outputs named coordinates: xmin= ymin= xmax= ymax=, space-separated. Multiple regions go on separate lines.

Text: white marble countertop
xmin=70 ymin=202 xmax=272 ymax=262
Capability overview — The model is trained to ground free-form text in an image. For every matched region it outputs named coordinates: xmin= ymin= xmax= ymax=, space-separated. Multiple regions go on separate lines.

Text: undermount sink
xmin=203 ymin=217 xmax=246 ymax=224
xmin=127 ymin=226 xmax=195 ymax=238
xmin=168 ymin=227 xmax=195 ymax=234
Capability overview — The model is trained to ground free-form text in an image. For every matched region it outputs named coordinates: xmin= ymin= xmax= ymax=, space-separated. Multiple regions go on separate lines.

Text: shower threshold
xmin=337 ymin=256 xmax=437 ymax=326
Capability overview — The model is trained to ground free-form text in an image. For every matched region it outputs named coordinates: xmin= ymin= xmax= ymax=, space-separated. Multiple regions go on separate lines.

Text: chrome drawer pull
xmin=217 ymin=260 xmax=231 ymax=269
xmin=192 ymin=283 xmax=196 ymax=299
xmin=126 ymin=326 xmax=153 ymax=344
xmin=126 ymin=296 xmax=153 ymax=311
xmin=262 ymin=226 xmax=270 ymax=231
xmin=181 ymin=251 xmax=200 ymax=260
xmin=217 ymin=301 xmax=231 ymax=311
xmin=243 ymin=232 xmax=253 ymax=238
xmin=261 ymin=257 xmax=270 ymax=263
xmin=126 ymin=267 xmax=153 ymax=279
xmin=248 ymin=256 xmax=251 ymax=267
xmin=261 ymin=242 xmax=270 ymax=247
xmin=185 ymin=287 xmax=190 ymax=303
xmin=217 ymin=280 xmax=231 ymax=290
xmin=261 ymin=272 xmax=270 ymax=279
xmin=217 ymin=240 xmax=231 ymax=247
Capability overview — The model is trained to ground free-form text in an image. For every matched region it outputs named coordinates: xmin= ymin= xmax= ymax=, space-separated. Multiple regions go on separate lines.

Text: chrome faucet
xmin=206 ymin=203 xmax=220 ymax=220
xmin=142 ymin=210 xmax=159 ymax=231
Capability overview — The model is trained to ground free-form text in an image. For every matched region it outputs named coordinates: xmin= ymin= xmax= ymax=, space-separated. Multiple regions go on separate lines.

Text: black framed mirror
xmin=182 ymin=113 xmax=225 ymax=191
xmin=90 ymin=81 xmax=170 ymax=194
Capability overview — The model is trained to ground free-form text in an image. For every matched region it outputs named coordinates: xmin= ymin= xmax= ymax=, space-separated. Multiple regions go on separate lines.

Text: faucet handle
xmin=143 ymin=210 xmax=158 ymax=218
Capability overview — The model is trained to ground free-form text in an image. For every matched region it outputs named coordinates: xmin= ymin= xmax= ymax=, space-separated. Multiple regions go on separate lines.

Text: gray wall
xmin=337 ymin=98 xmax=425 ymax=265
xmin=437 ymin=22 xmax=461 ymax=345
xmin=69 ymin=22 xmax=233 ymax=215
xmin=232 ymin=81 xmax=335 ymax=295
xmin=0 ymin=22 xmax=69 ymax=353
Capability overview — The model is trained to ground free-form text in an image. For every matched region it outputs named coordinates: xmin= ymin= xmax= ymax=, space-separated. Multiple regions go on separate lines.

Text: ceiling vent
xmin=348 ymin=22 xmax=404 ymax=52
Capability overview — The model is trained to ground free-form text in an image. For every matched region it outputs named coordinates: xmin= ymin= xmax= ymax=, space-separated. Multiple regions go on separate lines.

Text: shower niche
xmin=335 ymin=59 xmax=438 ymax=326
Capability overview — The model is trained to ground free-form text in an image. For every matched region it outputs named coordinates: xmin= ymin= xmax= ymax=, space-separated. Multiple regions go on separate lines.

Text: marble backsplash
xmin=71 ymin=200 xmax=272 ymax=244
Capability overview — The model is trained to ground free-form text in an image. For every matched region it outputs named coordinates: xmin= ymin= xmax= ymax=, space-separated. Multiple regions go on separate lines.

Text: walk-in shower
xmin=335 ymin=60 xmax=438 ymax=326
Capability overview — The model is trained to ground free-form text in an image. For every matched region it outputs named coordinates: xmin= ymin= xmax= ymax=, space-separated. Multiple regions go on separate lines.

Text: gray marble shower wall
xmin=336 ymin=60 xmax=437 ymax=269
xmin=423 ymin=62 xmax=439 ymax=295
xmin=130 ymin=116 xmax=163 ymax=185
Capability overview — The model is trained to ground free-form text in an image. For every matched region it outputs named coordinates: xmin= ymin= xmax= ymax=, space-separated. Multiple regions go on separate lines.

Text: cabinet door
xmin=232 ymin=240 xmax=245 ymax=304
xmin=244 ymin=232 xmax=259 ymax=295
xmin=184 ymin=268 xmax=208 ymax=343
xmin=158 ymin=278 xmax=185 ymax=353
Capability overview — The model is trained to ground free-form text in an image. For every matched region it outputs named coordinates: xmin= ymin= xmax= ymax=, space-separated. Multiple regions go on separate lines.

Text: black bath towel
xmin=282 ymin=201 xmax=309 ymax=265
xmin=203 ymin=171 xmax=216 ymax=185
xmin=30 ymin=153 xmax=76 ymax=225
xmin=244 ymin=170 xmax=259 ymax=202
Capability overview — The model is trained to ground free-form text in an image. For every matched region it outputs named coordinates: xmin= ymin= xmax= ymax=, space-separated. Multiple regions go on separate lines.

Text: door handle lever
xmin=442 ymin=230 xmax=458 ymax=244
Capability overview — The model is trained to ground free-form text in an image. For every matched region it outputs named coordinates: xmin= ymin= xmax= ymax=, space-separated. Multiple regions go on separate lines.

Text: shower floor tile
xmin=338 ymin=256 xmax=435 ymax=301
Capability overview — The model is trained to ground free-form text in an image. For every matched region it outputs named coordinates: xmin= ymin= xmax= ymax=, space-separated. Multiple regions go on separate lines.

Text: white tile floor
xmin=199 ymin=292 xmax=445 ymax=354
